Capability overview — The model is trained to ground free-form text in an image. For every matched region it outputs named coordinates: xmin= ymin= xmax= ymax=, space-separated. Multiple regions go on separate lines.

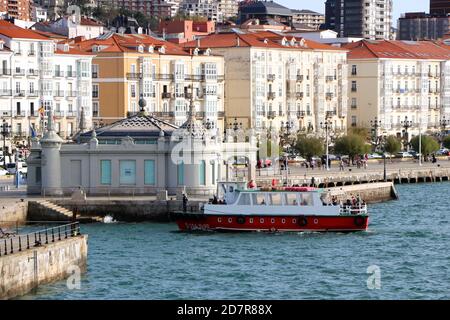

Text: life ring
xmin=313 ymin=218 xmax=319 ymax=225
xmin=298 ymin=217 xmax=308 ymax=226
xmin=354 ymin=216 xmax=365 ymax=227
xmin=236 ymin=216 xmax=246 ymax=224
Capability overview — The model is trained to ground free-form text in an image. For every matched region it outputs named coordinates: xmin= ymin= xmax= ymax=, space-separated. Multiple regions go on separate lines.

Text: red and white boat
xmin=175 ymin=182 xmax=369 ymax=232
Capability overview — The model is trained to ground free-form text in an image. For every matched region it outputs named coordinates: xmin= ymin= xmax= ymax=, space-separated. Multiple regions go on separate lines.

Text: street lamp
xmin=401 ymin=116 xmax=413 ymax=151
xmin=380 ymin=133 xmax=387 ymax=182
xmin=204 ymin=118 xmax=215 ymax=130
xmin=229 ymin=118 xmax=241 ymax=132
xmin=439 ymin=116 xmax=450 ymax=148
xmin=370 ymin=117 xmax=382 ymax=150
xmin=320 ymin=113 xmax=333 ymax=171
xmin=1 ymin=119 xmax=11 ymax=169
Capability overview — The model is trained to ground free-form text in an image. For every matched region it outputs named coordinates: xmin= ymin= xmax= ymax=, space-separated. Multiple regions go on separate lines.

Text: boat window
xmin=300 ymin=193 xmax=313 ymax=206
xmin=284 ymin=193 xmax=298 ymax=206
xmin=238 ymin=193 xmax=251 ymax=205
xmin=268 ymin=193 xmax=282 ymax=206
xmin=251 ymin=193 xmax=267 ymax=205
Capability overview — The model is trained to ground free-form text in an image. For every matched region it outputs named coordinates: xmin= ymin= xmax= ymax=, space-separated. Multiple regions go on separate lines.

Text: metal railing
xmin=339 ymin=204 xmax=368 ymax=216
xmin=0 ymin=222 xmax=81 ymax=256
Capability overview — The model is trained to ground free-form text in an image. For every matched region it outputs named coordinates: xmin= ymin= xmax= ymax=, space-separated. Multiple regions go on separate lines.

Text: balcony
xmin=13 ymin=69 xmax=25 ymax=76
xmin=326 ymin=92 xmax=334 ymax=100
xmin=66 ymin=71 xmax=77 ymax=78
xmin=158 ymin=74 xmax=173 ymax=81
xmin=195 ymin=111 xmax=206 ymax=119
xmin=0 ymin=69 xmax=11 ymax=76
xmin=54 ymin=71 xmax=64 ymax=77
xmin=54 ymin=111 xmax=65 ymax=117
xmin=267 ymin=92 xmax=275 ymax=100
xmin=351 ymin=87 xmax=357 ymax=92
xmin=92 ymin=72 xmax=98 ymax=78
xmin=14 ymin=51 xmax=22 ymax=56
xmin=66 ymin=112 xmax=77 ymax=118
xmin=267 ymin=74 xmax=276 ymax=81
xmin=27 ymin=69 xmax=39 ymax=77
xmin=297 ymin=111 xmax=306 ymax=118
xmin=13 ymin=90 xmax=25 ymax=97
xmin=28 ymin=51 xmax=35 ymax=56
xmin=65 ymin=91 xmax=76 ymax=98
xmin=152 ymin=112 xmax=175 ymax=118
xmin=267 ymin=111 xmax=277 ymax=119
xmin=55 ymin=90 xmax=65 ymax=97
xmin=14 ymin=111 xmax=26 ymax=117
xmin=217 ymin=111 xmax=225 ymax=118
xmin=175 ymin=93 xmax=185 ymax=99
xmin=29 ymin=112 xmax=38 ymax=118
xmin=184 ymin=75 xmax=204 ymax=81
xmin=127 ymin=72 xmax=142 ymax=80
xmin=296 ymin=92 xmax=304 ymax=100
xmin=28 ymin=90 xmax=38 ymax=97
xmin=278 ymin=111 xmax=284 ymax=117
xmin=162 ymin=92 xmax=171 ymax=99
xmin=0 ymin=89 xmax=12 ymax=96
xmin=326 ymin=76 xmax=334 ymax=82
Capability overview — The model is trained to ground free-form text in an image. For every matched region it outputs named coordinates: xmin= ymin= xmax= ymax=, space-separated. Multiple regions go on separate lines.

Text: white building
xmin=0 ymin=20 xmax=94 ymax=146
xmin=33 ymin=15 xmax=104 ymax=40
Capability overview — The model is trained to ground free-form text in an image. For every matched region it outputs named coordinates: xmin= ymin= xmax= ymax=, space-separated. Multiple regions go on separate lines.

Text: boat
xmin=174 ymin=182 xmax=369 ymax=232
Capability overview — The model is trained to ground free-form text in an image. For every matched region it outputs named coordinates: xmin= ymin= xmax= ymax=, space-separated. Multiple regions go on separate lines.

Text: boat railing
xmin=339 ymin=204 xmax=368 ymax=216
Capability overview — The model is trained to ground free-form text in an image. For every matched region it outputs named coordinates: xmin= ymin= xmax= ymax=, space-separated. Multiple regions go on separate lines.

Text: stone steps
xmin=34 ymin=200 xmax=104 ymax=223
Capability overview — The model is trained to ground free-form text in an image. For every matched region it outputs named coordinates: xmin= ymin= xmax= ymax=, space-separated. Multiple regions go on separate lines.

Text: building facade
xmin=292 ymin=9 xmax=325 ymax=30
xmin=0 ymin=0 xmax=32 ymax=21
xmin=74 ymin=33 xmax=225 ymax=131
xmin=398 ymin=12 xmax=450 ymax=41
xmin=430 ymin=0 xmax=450 ymax=16
xmin=98 ymin=0 xmax=181 ymax=19
xmin=184 ymin=31 xmax=349 ymax=135
xmin=346 ymin=40 xmax=450 ymax=141
xmin=0 ymin=20 xmax=94 ymax=147
xmin=325 ymin=0 xmax=393 ymax=40
xmin=33 ymin=15 xmax=105 ymax=40
xmin=239 ymin=0 xmax=293 ymax=26
xmin=27 ymin=106 xmax=257 ymax=196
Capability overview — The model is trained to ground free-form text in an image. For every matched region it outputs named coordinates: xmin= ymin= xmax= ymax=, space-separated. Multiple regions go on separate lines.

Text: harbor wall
xmin=0 ymin=235 xmax=88 ymax=300
xmin=0 ymin=200 xmax=27 ymax=227
xmin=325 ymin=182 xmax=397 ymax=203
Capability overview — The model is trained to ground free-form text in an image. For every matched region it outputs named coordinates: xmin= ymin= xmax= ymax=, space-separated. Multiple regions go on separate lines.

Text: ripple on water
xmin=16 ymin=182 xmax=450 ymax=300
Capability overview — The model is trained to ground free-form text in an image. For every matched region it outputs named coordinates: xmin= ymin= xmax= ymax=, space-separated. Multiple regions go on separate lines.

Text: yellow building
xmin=345 ymin=40 xmax=450 ymax=141
xmin=76 ymin=33 xmax=225 ymax=129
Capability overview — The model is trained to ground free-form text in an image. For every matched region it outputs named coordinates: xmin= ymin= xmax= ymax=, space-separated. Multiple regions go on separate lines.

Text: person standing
xmin=182 ymin=193 xmax=188 ymax=212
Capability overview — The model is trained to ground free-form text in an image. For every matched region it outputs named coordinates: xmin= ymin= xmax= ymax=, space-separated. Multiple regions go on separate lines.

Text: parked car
xmin=368 ymin=153 xmax=383 ymax=159
xmin=288 ymin=155 xmax=306 ymax=163
xmin=436 ymin=148 xmax=449 ymax=156
xmin=396 ymin=152 xmax=413 ymax=158
xmin=0 ymin=168 xmax=8 ymax=176
xmin=6 ymin=162 xmax=27 ymax=175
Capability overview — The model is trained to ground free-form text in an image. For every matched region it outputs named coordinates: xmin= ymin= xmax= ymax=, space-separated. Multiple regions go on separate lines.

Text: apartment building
xmin=33 ymin=15 xmax=104 ymax=40
xmin=292 ymin=9 xmax=325 ymax=30
xmin=430 ymin=0 xmax=450 ymax=16
xmin=0 ymin=0 xmax=32 ymax=21
xmin=74 ymin=33 xmax=225 ymax=129
xmin=325 ymin=0 xmax=393 ymax=40
xmin=398 ymin=12 xmax=450 ymax=41
xmin=98 ymin=0 xmax=181 ymax=19
xmin=0 ymin=20 xmax=94 ymax=143
xmin=345 ymin=40 xmax=450 ymax=140
xmin=183 ymin=31 xmax=349 ymax=134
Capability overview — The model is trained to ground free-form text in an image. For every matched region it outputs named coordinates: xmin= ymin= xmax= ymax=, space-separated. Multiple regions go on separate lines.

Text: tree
xmin=443 ymin=135 xmax=450 ymax=149
xmin=383 ymin=135 xmax=402 ymax=155
xmin=334 ymin=134 xmax=367 ymax=163
xmin=410 ymin=135 xmax=440 ymax=155
xmin=294 ymin=135 xmax=324 ymax=161
xmin=348 ymin=127 xmax=370 ymax=141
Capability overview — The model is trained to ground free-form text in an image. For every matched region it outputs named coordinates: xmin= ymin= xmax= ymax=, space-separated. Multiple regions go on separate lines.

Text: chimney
xmin=236 ymin=36 xmax=240 ymax=47
xmin=197 ymin=38 xmax=201 ymax=48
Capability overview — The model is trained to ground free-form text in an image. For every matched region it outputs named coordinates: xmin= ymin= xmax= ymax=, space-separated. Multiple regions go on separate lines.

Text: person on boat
xmin=261 ymin=199 xmax=266 ymax=205
xmin=212 ymin=195 xmax=218 ymax=204
xmin=247 ymin=180 xmax=257 ymax=189
xmin=182 ymin=194 xmax=188 ymax=212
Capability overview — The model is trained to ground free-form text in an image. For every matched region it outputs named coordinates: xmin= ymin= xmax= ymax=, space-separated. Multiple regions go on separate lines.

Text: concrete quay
xmin=0 ymin=223 xmax=87 ymax=300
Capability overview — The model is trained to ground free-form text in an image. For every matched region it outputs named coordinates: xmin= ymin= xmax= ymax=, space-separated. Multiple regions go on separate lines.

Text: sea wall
xmin=325 ymin=182 xmax=397 ymax=203
xmin=0 ymin=200 xmax=27 ymax=227
xmin=0 ymin=235 xmax=88 ymax=300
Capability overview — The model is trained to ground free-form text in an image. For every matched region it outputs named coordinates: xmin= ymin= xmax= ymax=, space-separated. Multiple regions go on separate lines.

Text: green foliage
xmin=348 ymin=127 xmax=370 ymax=140
xmin=383 ymin=136 xmax=402 ymax=155
xmin=410 ymin=135 xmax=440 ymax=155
xmin=443 ymin=135 xmax=450 ymax=149
xmin=294 ymin=135 xmax=324 ymax=161
xmin=334 ymin=134 xmax=366 ymax=160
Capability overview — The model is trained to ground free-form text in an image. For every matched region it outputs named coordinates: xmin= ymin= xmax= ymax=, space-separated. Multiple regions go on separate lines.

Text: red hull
xmin=176 ymin=214 xmax=369 ymax=232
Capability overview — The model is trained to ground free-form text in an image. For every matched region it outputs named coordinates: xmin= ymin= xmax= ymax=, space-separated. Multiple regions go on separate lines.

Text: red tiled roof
xmin=183 ymin=31 xmax=346 ymax=51
xmin=80 ymin=17 xmax=103 ymax=27
xmin=345 ymin=40 xmax=450 ymax=60
xmin=75 ymin=33 xmax=190 ymax=55
xmin=0 ymin=20 xmax=49 ymax=40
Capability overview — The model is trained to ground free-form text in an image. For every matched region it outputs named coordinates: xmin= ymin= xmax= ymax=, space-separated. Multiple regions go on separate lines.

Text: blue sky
xmin=278 ymin=0 xmax=430 ymax=21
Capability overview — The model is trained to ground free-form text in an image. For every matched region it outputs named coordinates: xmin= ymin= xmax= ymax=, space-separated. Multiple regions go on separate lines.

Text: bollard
xmin=18 ymin=237 xmax=22 ymax=252
xmin=4 ymin=239 xmax=7 ymax=255
xmin=27 ymin=234 xmax=30 ymax=249
xmin=10 ymin=238 xmax=13 ymax=254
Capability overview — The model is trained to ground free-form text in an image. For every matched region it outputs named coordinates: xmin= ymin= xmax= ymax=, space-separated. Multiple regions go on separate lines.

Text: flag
xmin=30 ymin=125 xmax=36 ymax=138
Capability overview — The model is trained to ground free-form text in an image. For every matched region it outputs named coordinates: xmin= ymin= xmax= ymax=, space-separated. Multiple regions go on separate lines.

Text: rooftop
xmin=0 ymin=20 xmax=49 ymax=40
xmin=240 ymin=1 xmax=293 ymax=16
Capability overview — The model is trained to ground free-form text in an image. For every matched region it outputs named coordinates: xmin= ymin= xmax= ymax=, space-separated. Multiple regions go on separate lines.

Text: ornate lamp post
xmin=1 ymin=119 xmax=11 ymax=168
xmin=320 ymin=113 xmax=333 ymax=171
xmin=401 ymin=116 xmax=413 ymax=151
xmin=229 ymin=118 xmax=241 ymax=132
xmin=439 ymin=116 xmax=450 ymax=148
xmin=370 ymin=117 xmax=382 ymax=150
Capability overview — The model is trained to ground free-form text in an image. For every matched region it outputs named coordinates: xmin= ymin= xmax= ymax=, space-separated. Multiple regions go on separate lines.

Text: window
xmin=36 ymin=167 xmax=41 ymax=183
xmin=204 ymin=63 xmax=217 ymax=80
xmin=199 ymin=160 xmax=206 ymax=185
xmin=237 ymin=193 xmax=251 ymax=205
xmin=300 ymin=193 xmax=313 ymax=206
xmin=251 ymin=193 xmax=266 ymax=205
xmin=92 ymin=64 xmax=98 ymax=78
xmin=30 ymin=102 xmax=34 ymax=116
xmin=144 ymin=160 xmax=155 ymax=185
xmin=351 ymin=98 xmax=357 ymax=109
xmin=351 ymin=65 xmax=357 ymax=75
xmin=131 ymin=84 xmax=136 ymax=98
xmin=268 ymin=193 xmax=282 ymax=206
xmin=92 ymin=84 xmax=99 ymax=98
xmin=177 ymin=162 xmax=184 ymax=185
xmin=285 ymin=193 xmax=298 ymax=206
xmin=100 ymin=160 xmax=111 ymax=185
xmin=93 ymin=102 xmax=99 ymax=117
xmin=119 ymin=160 xmax=136 ymax=185
xmin=211 ymin=161 xmax=215 ymax=184
xmin=351 ymin=116 xmax=357 ymax=127
xmin=351 ymin=81 xmax=357 ymax=92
